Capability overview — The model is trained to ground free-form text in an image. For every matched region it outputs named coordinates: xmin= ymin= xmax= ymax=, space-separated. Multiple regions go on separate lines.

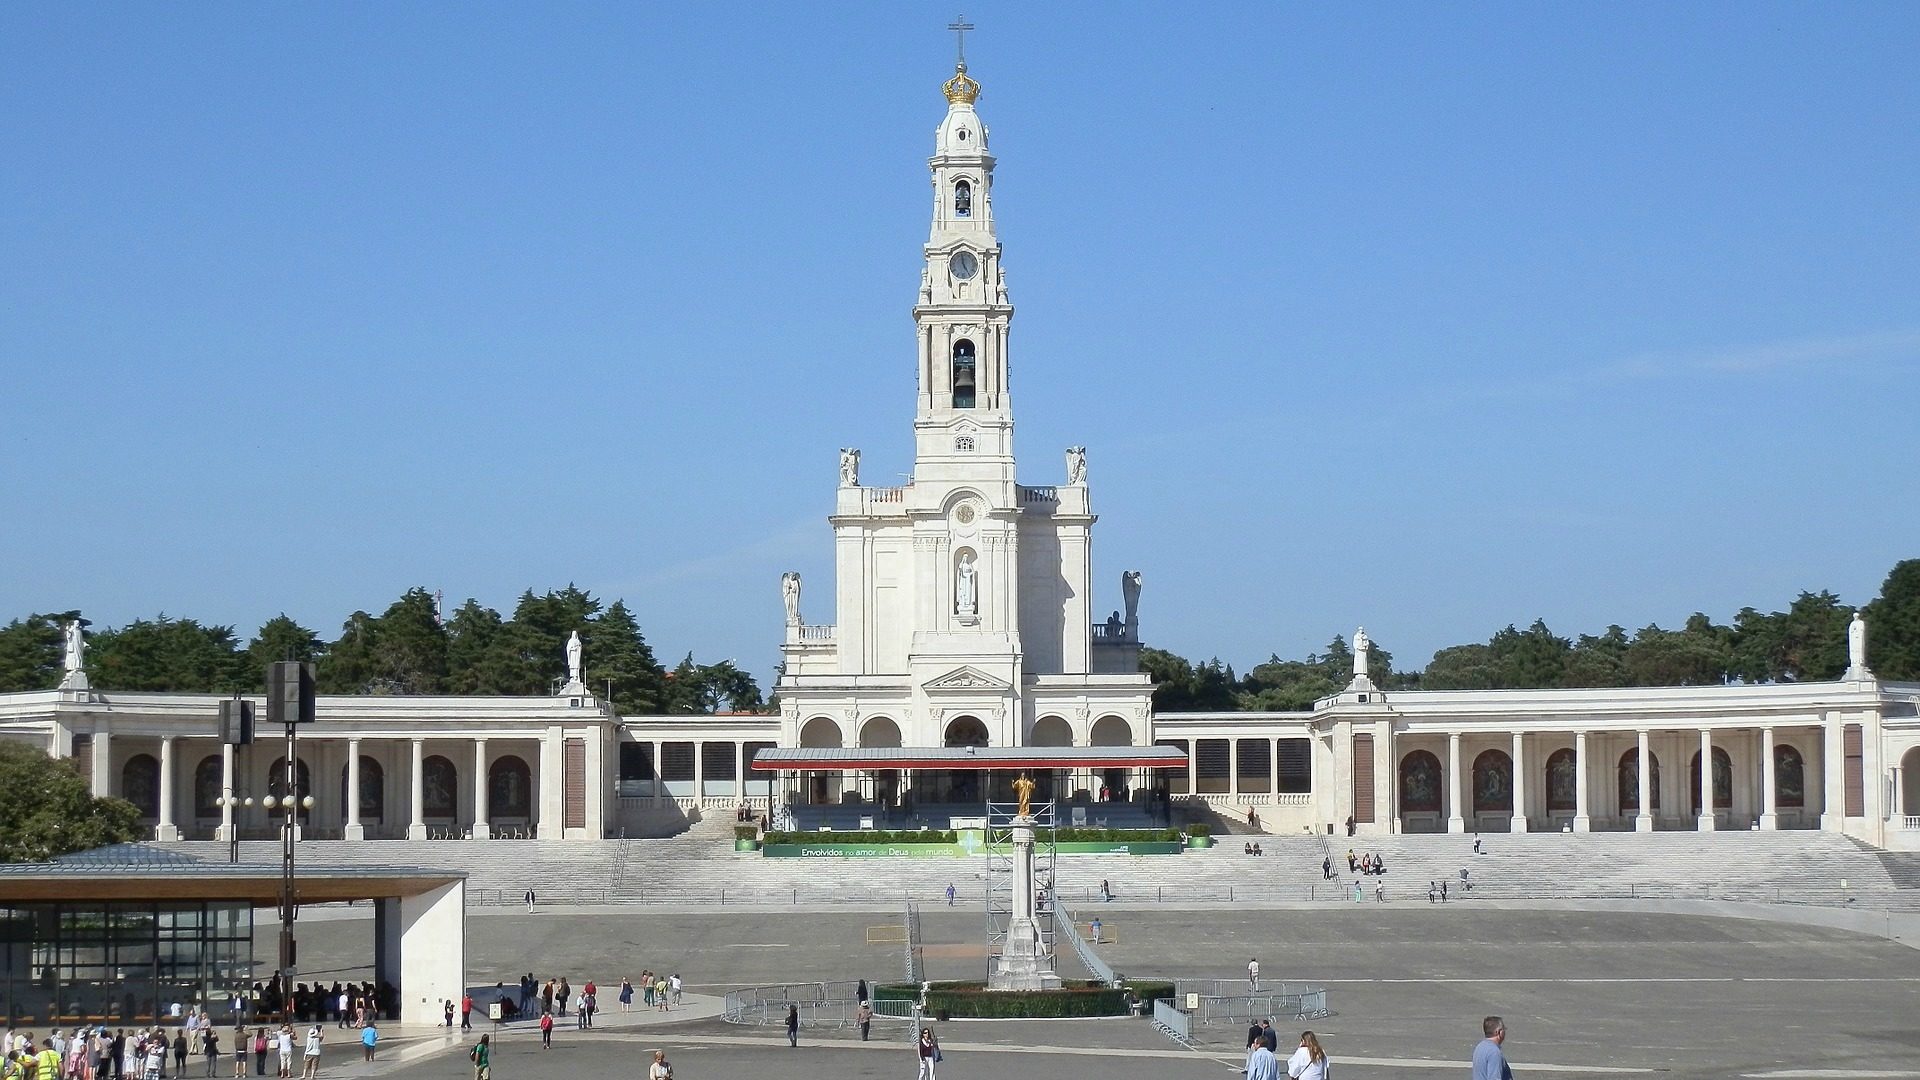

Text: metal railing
xmin=904 ymin=901 xmax=923 ymax=983
xmin=1057 ymin=904 xmax=1114 ymax=985
xmin=723 ymin=980 xmax=898 ymax=1030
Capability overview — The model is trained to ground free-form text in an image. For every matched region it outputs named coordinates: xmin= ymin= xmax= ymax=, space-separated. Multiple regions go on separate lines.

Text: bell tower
xmin=912 ymin=45 xmax=1014 ymax=484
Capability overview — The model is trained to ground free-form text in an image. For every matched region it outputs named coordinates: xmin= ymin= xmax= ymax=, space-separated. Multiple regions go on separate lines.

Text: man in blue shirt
xmin=1472 ymin=1016 xmax=1512 ymax=1079
xmin=1245 ymin=1042 xmax=1280 ymax=1080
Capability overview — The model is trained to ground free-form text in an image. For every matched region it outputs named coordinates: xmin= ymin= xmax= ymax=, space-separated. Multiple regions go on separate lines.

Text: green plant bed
xmin=1036 ymin=827 xmax=1180 ymax=843
xmin=872 ymin=979 xmax=1176 ymax=1019
xmin=733 ymin=838 xmax=761 ymax=851
xmin=762 ymin=829 xmax=958 ymax=845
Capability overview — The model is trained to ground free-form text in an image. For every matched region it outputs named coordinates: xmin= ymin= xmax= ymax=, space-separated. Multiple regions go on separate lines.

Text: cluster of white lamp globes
xmin=213 ymin=794 xmax=315 ymax=813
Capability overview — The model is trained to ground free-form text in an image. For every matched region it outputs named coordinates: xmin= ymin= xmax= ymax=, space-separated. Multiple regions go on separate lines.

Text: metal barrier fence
xmin=467 ymin=883 xmax=1920 ymax=912
xmin=723 ymin=980 xmax=901 ymax=1030
xmin=1057 ymin=904 xmax=1115 ymax=985
xmin=1172 ymin=981 xmax=1331 ymax=1026
xmin=1152 ymin=997 xmax=1193 ymax=1044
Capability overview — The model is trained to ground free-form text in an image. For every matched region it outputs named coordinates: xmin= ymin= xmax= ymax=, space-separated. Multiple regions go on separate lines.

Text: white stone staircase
xmin=159 ymin=831 xmax=1920 ymax=910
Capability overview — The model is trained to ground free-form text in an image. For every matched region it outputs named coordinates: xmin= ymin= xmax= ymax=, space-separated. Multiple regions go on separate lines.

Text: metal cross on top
xmin=947 ymin=14 xmax=975 ymax=67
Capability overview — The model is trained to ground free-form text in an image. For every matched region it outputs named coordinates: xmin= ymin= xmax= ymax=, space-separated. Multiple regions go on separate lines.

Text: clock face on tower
xmin=948 ymin=250 xmax=979 ymax=280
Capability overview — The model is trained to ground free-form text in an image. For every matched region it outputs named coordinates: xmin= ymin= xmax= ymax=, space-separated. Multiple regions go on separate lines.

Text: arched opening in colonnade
xmin=1689 ymin=747 xmax=1733 ymax=817
xmin=1618 ymin=748 xmax=1661 ymax=814
xmin=1903 ymin=747 xmax=1920 ymax=819
xmin=1471 ymin=749 xmax=1512 ymax=822
xmin=1544 ymin=748 xmax=1578 ymax=815
xmin=1399 ymin=750 xmax=1443 ymax=826
xmin=1089 ymin=715 xmax=1133 ymax=801
xmin=121 ymin=755 xmax=159 ymax=819
xmin=489 ymin=755 xmax=533 ymax=822
xmin=799 ymin=717 xmax=843 ymax=804
xmin=421 ymin=756 xmax=457 ymax=822
xmin=942 ymin=715 xmax=990 ymax=803
xmin=859 ymin=717 xmax=903 ymax=806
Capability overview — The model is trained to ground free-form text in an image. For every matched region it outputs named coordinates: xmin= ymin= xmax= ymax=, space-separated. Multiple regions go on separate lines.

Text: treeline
xmin=0 ymin=585 xmax=764 ymax=717
xmin=1144 ymin=558 xmax=1920 ymax=711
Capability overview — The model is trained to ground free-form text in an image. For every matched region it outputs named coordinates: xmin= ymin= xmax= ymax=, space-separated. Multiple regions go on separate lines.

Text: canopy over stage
xmin=750 ymin=745 xmax=1188 ymax=772
xmin=0 ymin=845 xmax=465 ymax=1026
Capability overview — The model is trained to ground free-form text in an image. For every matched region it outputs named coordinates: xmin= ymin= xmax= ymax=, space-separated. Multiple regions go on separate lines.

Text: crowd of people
xmin=2 ymin=1020 xmax=373 ymax=1080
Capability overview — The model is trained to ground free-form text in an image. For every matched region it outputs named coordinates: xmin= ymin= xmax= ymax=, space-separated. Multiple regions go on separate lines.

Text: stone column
xmin=737 ymin=742 xmax=750 ymax=808
xmin=1697 ymin=729 xmax=1716 ymax=831
xmin=538 ymin=726 xmax=564 ymax=841
xmin=693 ymin=740 xmax=706 ymax=803
xmin=1572 ymin=731 xmax=1591 ymax=833
xmin=651 ymin=740 xmax=664 ymax=807
xmin=1821 ymin=714 xmax=1844 ymax=831
xmin=1635 ymin=729 xmax=1653 ymax=832
xmin=1375 ymin=720 xmax=1395 ymax=834
xmin=90 ymin=728 xmax=113 ymax=797
xmin=218 ymin=742 xmax=236 ymax=842
xmin=472 ymin=739 xmax=490 ymax=840
xmin=1509 ymin=731 xmax=1528 ymax=833
xmin=1446 ymin=732 xmax=1465 ymax=834
xmin=408 ymin=738 xmax=427 ymax=840
xmin=344 ymin=739 xmax=364 ymax=841
xmin=1760 ymin=728 xmax=1777 ymax=830
xmin=156 ymin=736 xmax=181 ymax=841
xmin=1889 ymin=765 xmax=1902 ymax=824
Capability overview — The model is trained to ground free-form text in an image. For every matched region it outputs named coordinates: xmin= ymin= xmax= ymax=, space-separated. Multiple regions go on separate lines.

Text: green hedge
xmin=872 ymin=980 xmax=1176 ymax=1019
xmin=734 ymin=824 xmax=759 ymax=841
xmin=1185 ymin=822 xmax=1212 ymax=836
xmin=1037 ymin=828 xmax=1180 ymax=843
xmin=762 ymin=829 xmax=958 ymax=845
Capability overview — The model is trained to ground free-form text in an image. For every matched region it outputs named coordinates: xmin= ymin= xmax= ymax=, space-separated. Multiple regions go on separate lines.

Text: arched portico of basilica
xmin=4 ymin=57 xmax=1919 ymax=851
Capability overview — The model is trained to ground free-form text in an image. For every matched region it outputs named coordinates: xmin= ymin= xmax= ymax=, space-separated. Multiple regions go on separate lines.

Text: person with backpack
xmin=467 ymin=1036 xmax=488 ymax=1080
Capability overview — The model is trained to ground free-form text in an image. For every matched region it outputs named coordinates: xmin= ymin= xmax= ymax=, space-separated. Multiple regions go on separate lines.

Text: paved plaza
xmin=265 ymin=901 xmax=1920 ymax=1079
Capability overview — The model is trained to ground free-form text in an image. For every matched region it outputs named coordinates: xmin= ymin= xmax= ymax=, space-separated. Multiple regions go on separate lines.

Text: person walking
xmin=618 ymin=978 xmax=633 ymax=1013
xmin=1472 ymin=1017 xmax=1512 ymax=1080
xmin=1286 ymin=1031 xmax=1329 ymax=1080
xmin=523 ymin=890 xmax=535 ymax=914
xmin=467 ymin=1036 xmax=489 ymax=1080
xmin=1322 ymin=855 xmax=1332 ymax=881
xmin=916 ymin=1027 xmax=939 ymax=1080
xmin=1375 ymin=880 xmax=1386 ymax=903
xmin=440 ymin=1001 xmax=453 ymax=1029
xmin=669 ymin=974 xmax=682 ymax=1006
xmin=1247 ymin=958 xmax=1260 ymax=990
xmin=855 ymin=1000 xmax=872 ymax=1041
xmin=538 ymin=1012 xmax=552 ymax=1051
xmin=945 ymin=883 xmax=955 ymax=906
xmin=646 ymin=1049 xmax=671 ymax=1080
xmin=784 ymin=1005 xmax=798 ymax=1048
xmin=229 ymin=1028 xmax=245 ymax=1080
xmin=459 ymin=995 xmax=472 ymax=1032
xmin=1100 ymin=878 xmax=1112 ymax=902
xmin=1246 ymin=1035 xmax=1280 ymax=1080
xmin=250 ymin=1030 xmax=266 ymax=1078
xmin=201 ymin=1029 xmax=218 ymax=1078
xmin=299 ymin=1028 xmax=320 ymax=1080
xmin=556 ymin=979 xmax=570 ymax=1018
xmin=1090 ymin=916 xmax=1103 ymax=944
xmin=173 ymin=1031 xmax=189 ymax=1076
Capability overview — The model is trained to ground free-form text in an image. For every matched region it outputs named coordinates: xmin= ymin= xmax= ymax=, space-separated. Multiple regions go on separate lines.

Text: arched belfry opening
xmin=954 ymin=179 xmax=972 ymax=217
xmin=951 ymin=339 xmax=976 ymax=408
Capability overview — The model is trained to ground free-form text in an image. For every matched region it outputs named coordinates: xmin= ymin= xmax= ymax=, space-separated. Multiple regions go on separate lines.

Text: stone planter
xmin=1184 ymin=834 xmax=1214 ymax=849
xmin=734 ymin=838 xmax=761 ymax=852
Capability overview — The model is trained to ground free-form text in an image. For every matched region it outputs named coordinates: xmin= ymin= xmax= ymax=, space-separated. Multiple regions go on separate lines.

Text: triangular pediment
xmin=923 ymin=666 xmax=1009 ymax=692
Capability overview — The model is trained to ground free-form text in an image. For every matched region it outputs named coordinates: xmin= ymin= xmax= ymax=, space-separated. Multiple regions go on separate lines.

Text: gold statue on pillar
xmin=1012 ymin=772 xmax=1036 ymax=818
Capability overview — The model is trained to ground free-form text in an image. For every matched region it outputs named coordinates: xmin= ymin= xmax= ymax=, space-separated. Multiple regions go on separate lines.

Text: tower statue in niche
xmin=956 ymin=552 xmax=979 ymax=617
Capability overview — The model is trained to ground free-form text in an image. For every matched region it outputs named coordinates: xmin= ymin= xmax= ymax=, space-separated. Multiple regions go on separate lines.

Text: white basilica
xmin=3 ymin=56 xmax=1919 ymax=850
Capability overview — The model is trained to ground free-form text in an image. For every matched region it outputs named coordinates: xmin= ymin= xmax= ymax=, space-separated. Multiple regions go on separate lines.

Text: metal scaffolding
xmin=984 ymin=797 xmax=1058 ymax=984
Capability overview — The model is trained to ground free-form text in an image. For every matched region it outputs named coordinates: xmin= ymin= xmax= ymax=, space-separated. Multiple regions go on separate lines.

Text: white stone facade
xmin=773 ymin=62 xmax=1156 ymax=768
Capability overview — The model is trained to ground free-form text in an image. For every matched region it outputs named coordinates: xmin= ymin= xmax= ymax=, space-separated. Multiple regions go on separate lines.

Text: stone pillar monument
xmin=990 ymin=774 xmax=1061 ymax=991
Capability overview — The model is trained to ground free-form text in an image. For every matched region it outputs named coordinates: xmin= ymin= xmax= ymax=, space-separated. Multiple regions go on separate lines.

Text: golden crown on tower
xmin=943 ymin=63 xmax=980 ymax=105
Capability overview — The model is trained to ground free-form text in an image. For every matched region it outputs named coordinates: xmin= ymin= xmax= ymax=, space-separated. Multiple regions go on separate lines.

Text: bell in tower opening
xmin=952 ymin=339 xmax=976 ymax=408
xmin=954 ymin=179 xmax=972 ymax=217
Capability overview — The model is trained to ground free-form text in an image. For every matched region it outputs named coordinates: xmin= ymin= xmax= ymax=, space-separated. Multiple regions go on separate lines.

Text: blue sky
xmin=3 ymin=2 xmax=1916 ymax=682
